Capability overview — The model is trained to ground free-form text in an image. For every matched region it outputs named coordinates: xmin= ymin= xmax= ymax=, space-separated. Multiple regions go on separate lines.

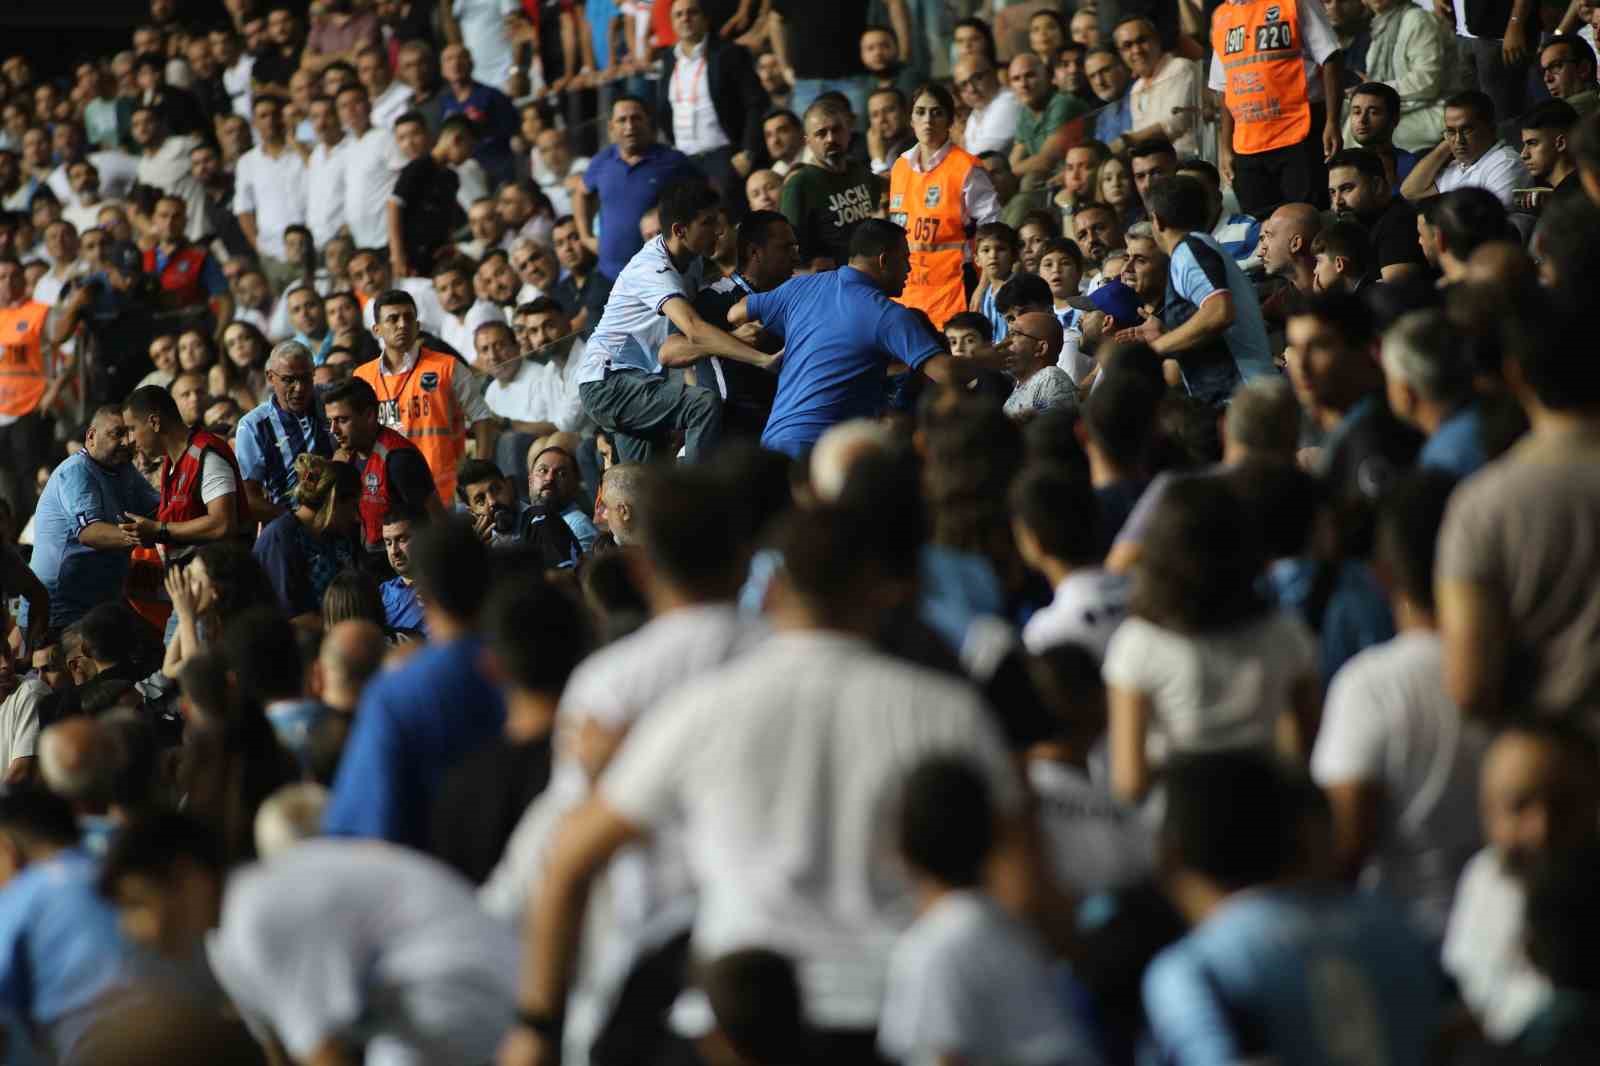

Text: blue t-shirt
xmin=1418 ymin=404 xmax=1485 ymax=479
xmin=380 ymin=577 xmax=425 ymax=634
xmin=1165 ymin=232 xmax=1274 ymax=403
xmin=233 ymin=396 xmax=333 ymax=508
xmin=560 ymin=502 xmax=599 ymax=553
xmin=323 ymin=637 xmax=505 ymax=848
xmin=1094 ymin=94 xmax=1134 ymax=144
xmin=0 ymin=849 xmax=130 ymax=1060
xmin=749 ymin=266 xmax=943 ymax=456
xmin=584 ymin=143 xmax=696 ymax=280
xmin=25 ymin=453 xmax=159 ymax=630
xmin=439 ymin=80 xmax=519 ymax=181
xmin=1143 ymin=887 xmax=1438 ymax=1066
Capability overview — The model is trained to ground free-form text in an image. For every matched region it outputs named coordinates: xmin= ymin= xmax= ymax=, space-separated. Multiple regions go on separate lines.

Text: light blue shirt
xmin=1418 ymin=404 xmax=1486 ymax=479
xmin=749 ymin=266 xmax=942 ymax=456
xmin=560 ymin=502 xmax=599 ymax=552
xmin=579 ymin=236 xmax=705 ymax=381
xmin=0 ymin=849 xmax=130 ymax=1061
xmin=25 ymin=452 xmax=159 ymax=630
xmin=1168 ymin=232 xmax=1275 ymax=386
xmin=233 ymin=396 xmax=331 ymax=508
xmin=1144 ymin=887 xmax=1438 ymax=1066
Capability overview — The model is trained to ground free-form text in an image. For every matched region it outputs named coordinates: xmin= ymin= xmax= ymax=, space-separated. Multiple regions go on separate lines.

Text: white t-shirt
xmin=205 ymin=840 xmax=518 ymax=1066
xmin=452 ymin=0 xmax=521 ymax=90
xmin=439 ymin=298 xmax=506 ymax=362
xmin=964 ymin=90 xmax=1023 ymax=155
xmin=1022 ymin=569 xmax=1130 ymax=660
xmin=1442 ymin=848 xmax=1551 ymax=1040
xmin=1311 ymin=630 xmax=1488 ymax=940
xmin=483 ymin=342 xmax=586 ymax=431
xmin=306 ymin=139 xmax=350 ymax=249
xmin=1029 ymin=760 xmax=1154 ymax=896
xmin=342 ymin=126 xmax=400 ymax=249
xmin=370 ymin=81 xmax=415 ymax=133
xmin=200 ymin=451 xmax=239 ymax=505
xmin=233 ymin=145 xmax=309 ymax=261
xmin=1101 ymin=609 xmax=1316 ymax=767
xmin=0 ymin=679 xmax=44 ymax=772
xmin=600 ymin=630 xmax=1022 ymax=1030
xmin=879 ymin=890 xmax=1096 ymax=1066
xmin=1435 ymin=142 xmax=1533 ymax=207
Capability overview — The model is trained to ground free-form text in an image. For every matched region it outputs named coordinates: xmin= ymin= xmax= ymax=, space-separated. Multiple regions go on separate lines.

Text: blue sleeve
xmin=746 ymin=285 xmax=791 ymax=334
xmin=57 ymin=464 xmax=107 ymax=539
xmin=199 ymin=254 xmax=228 ymax=297
xmin=565 ymin=511 xmax=599 ymax=552
xmin=879 ymin=304 xmax=943 ymax=369
xmin=1142 ymin=945 xmax=1240 ymax=1066
xmin=233 ymin=415 xmax=267 ymax=482
xmin=322 ymin=685 xmax=405 ymax=841
xmin=1171 ymin=239 xmax=1227 ymax=307
xmin=488 ymin=89 xmax=518 ymax=141
xmin=583 ymin=154 xmax=601 ymax=195
xmin=0 ymin=887 xmax=30 ymax=1013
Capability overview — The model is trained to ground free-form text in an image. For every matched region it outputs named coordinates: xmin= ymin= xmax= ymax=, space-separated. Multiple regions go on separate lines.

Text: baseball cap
xmin=1066 ymin=279 xmax=1141 ymax=325
xmin=106 ymin=241 xmax=144 ymax=277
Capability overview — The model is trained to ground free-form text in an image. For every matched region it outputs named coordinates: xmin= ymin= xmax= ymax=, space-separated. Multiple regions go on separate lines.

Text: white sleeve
xmin=599 ymin=690 xmax=701 ymax=831
xmin=1101 ymin=617 xmax=1161 ymax=692
xmin=233 ymin=155 xmax=256 ymax=215
xmin=963 ymin=164 xmax=1002 ymax=228
xmin=1310 ymin=654 xmax=1388 ymax=785
xmin=200 ymin=450 xmax=239 ymax=505
xmin=1208 ymin=53 xmax=1226 ymax=92
xmin=1299 ymin=0 xmax=1342 ymax=65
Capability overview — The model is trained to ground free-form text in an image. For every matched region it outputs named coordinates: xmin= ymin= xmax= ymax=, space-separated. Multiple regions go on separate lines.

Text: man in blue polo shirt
xmin=731 ymin=218 xmax=1005 ymax=457
xmin=27 ymin=406 xmax=158 ymax=631
xmin=576 ymin=179 xmax=776 ymax=463
xmin=233 ymin=340 xmax=333 ymax=523
xmin=1120 ymin=175 xmax=1273 ymax=406
xmin=576 ymin=96 xmax=698 ymax=282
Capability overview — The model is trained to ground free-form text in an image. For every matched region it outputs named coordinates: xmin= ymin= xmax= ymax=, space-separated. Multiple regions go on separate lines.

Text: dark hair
xmin=610 ymin=92 xmax=652 ymax=119
xmin=943 ymin=310 xmax=992 ymax=341
xmin=221 ymin=607 xmax=301 ymax=704
xmin=1293 ymin=288 xmax=1378 ymax=351
xmin=899 ymin=757 xmax=993 ymax=887
xmin=454 ymin=458 xmax=505 ymax=504
xmin=321 ymin=569 xmax=385 ymax=629
xmin=1310 ymin=220 xmax=1374 ymax=282
xmin=848 ymin=217 xmax=908 ymax=261
xmin=0 ymin=787 xmax=81 ymax=848
xmin=994 ymin=272 xmax=1053 ymax=314
xmin=1127 ymin=138 xmax=1178 ymax=164
xmin=1227 ymin=458 xmax=1321 ymax=560
xmin=1010 ymin=464 xmax=1100 ymax=566
xmin=658 ymin=178 xmax=720 ymax=235
xmin=431 ymin=254 xmax=475 ymax=282
xmin=908 ymin=81 xmax=957 ymax=118
xmin=1444 ymin=89 xmax=1495 ymax=125
xmin=952 ymin=16 xmax=998 ymax=60
xmin=1542 ymin=34 xmax=1597 ymax=75
xmin=1145 ymin=175 xmax=1210 ymax=232
xmin=1521 ymin=97 xmax=1581 ymax=134
xmin=410 ymin=517 xmax=490 ymax=623
xmin=1434 ymin=187 xmax=1508 ymax=261
xmin=76 ymin=602 xmax=148 ymax=666
xmin=1161 ymin=750 xmax=1296 ymax=889
xmin=1031 ymin=8 xmax=1068 ymax=34
xmin=1132 ymin=475 xmax=1267 ymax=632
xmin=736 ymin=209 xmax=791 ymax=268
xmin=974 ymin=221 xmax=1021 ymax=252
xmin=701 ymin=950 xmax=811 ymax=1062
xmin=517 ymin=296 xmax=564 ymax=319
xmin=1082 ymin=369 xmax=1159 ymax=470
xmin=868 ymin=85 xmax=906 ymax=110
xmin=1028 ymin=642 xmax=1107 ymax=748
xmin=99 ymin=812 xmax=227 ymax=899
xmin=1175 ymin=157 xmax=1221 ymax=188
xmin=1018 ymin=208 xmax=1057 ymax=235
xmin=761 ymin=107 xmax=801 ymax=129
xmin=321 ymin=375 xmax=378 ymax=414
xmin=1526 ymin=841 xmax=1600 ymax=990
xmin=1505 ymin=285 xmax=1600 ymax=409
xmin=123 ymin=384 xmax=182 ymax=428
xmin=371 ymin=288 xmax=417 ymax=320
xmin=191 ymin=542 xmax=275 ymax=629
xmin=636 ymin=466 xmax=750 ymax=597
xmin=1350 ymin=82 xmax=1402 ymax=122
xmin=1039 ymin=236 xmax=1085 ymax=268
xmin=1325 ymin=146 xmax=1388 ymax=184
xmin=1024 ymin=408 xmax=1091 ymax=474
xmin=1375 ymin=471 xmax=1457 ymax=612
xmin=486 ymin=577 xmax=589 ymax=692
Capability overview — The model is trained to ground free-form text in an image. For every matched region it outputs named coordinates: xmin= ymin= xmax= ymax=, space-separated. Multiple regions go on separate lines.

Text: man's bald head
xmin=317 ymin=620 xmax=385 ymax=712
xmin=39 ymin=717 xmax=116 ymax=810
xmin=1011 ymin=311 xmax=1065 ymax=362
xmin=1259 ymin=203 xmax=1324 ymax=279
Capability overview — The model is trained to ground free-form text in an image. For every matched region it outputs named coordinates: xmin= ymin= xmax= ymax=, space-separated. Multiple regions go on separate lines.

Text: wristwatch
xmin=157 ymin=522 xmax=170 ymax=545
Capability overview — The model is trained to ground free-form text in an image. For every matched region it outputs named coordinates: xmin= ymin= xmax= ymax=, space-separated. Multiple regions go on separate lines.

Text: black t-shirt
xmin=386 ymin=446 xmax=438 ymax=516
xmin=774 ymin=0 xmax=866 ymax=79
xmin=1363 ymin=196 xmax=1428 ymax=272
xmin=392 ymin=158 xmax=462 ymax=273
xmin=693 ymin=277 xmax=779 ymax=439
xmin=251 ymin=45 xmax=303 ymax=91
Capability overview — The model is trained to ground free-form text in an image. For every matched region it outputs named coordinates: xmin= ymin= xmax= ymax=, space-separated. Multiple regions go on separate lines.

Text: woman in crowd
xmin=1096 ymin=154 xmax=1143 ymax=226
xmin=176 ymin=327 xmax=219 ymax=378
xmin=215 ymin=320 xmax=271 ymax=411
xmin=1102 ymin=476 xmax=1320 ymax=802
xmin=161 ymin=542 xmax=277 ymax=680
xmin=253 ymin=456 xmax=363 ymax=626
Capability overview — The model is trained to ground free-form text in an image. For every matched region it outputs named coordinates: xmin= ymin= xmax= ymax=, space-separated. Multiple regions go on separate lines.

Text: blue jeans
xmin=790 ymin=78 xmax=868 ymax=126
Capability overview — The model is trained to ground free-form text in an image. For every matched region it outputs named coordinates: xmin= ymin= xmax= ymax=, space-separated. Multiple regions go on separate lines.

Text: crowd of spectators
xmin=2 ymin=0 xmax=1600 ymax=1063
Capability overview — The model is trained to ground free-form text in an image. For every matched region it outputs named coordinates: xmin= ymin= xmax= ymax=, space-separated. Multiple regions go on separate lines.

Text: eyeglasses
xmin=1443 ymin=126 xmax=1478 ymax=141
xmin=1541 ymin=58 xmax=1577 ymax=76
xmin=269 ymin=370 xmax=313 ymax=386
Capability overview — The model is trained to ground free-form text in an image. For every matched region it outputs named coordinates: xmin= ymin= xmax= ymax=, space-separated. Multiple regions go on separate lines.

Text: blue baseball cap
xmin=1066 ymin=279 xmax=1141 ymax=325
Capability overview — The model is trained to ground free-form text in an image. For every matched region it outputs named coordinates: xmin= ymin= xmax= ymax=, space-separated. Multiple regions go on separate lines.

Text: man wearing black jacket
xmin=656 ymin=0 xmax=769 ymax=199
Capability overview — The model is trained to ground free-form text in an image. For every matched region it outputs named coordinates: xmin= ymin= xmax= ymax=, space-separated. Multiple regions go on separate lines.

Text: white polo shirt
xmin=579 ymin=235 xmax=704 ymax=383
xmin=234 ymin=143 xmax=308 ymax=261
xmin=343 ymin=125 xmax=400 ymax=249
xmin=306 ymin=138 xmax=350 ymax=248
xmin=964 ymin=89 xmax=1022 ymax=156
xmin=206 ymin=840 xmax=518 ymax=1066
xmin=599 ymin=629 xmax=1022 ymax=1030
xmin=1435 ymin=142 xmax=1532 ymax=207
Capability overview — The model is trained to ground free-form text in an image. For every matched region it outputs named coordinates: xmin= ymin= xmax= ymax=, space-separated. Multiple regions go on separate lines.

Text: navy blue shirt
xmin=323 ymin=636 xmax=504 ymax=848
xmin=748 ymin=267 xmax=942 ymax=456
xmin=584 ymin=143 xmax=695 ymax=280
xmin=439 ymin=81 xmax=519 ymax=184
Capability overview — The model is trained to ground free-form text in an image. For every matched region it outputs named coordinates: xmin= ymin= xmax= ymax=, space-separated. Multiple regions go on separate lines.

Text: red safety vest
xmin=358 ymin=426 xmax=430 ymax=549
xmin=159 ymin=428 xmax=247 ymax=526
xmin=144 ymin=244 xmax=212 ymax=311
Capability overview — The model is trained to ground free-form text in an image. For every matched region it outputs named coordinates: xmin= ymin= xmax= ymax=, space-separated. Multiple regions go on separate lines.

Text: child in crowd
xmin=943 ymin=311 xmax=1015 ymax=403
xmin=879 ymin=757 xmax=1096 ymax=1066
xmin=1038 ymin=237 xmax=1095 ymax=383
xmin=1011 ymin=464 xmax=1129 ymax=659
xmin=971 ymin=221 xmax=1021 ymax=342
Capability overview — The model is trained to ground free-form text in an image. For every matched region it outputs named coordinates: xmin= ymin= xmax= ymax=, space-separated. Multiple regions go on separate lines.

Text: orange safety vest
xmin=0 ymin=300 xmax=49 ymax=418
xmin=889 ymin=144 xmax=979 ymax=330
xmin=1212 ymin=0 xmax=1311 ymax=156
xmin=355 ymin=348 xmax=467 ymax=505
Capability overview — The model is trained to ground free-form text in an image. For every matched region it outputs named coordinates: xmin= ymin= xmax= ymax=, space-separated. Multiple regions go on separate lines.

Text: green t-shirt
xmin=780 ymin=160 xmax=884 ymax=265
xmin=1016 ymin=93 xmax=1089 ymax=158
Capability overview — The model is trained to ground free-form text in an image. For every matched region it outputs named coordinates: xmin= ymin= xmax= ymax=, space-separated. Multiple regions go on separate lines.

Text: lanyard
xmin=671 ymin=49 xmax=708 ymax=110
xmin=376 ymin=351 xmax=423 ymax=426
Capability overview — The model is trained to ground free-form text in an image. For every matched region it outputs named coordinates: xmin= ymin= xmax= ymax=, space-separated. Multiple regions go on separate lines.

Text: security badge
xmin=420 ymin=372 xmax=438 ymax=392
xmin=1266 ymin=5 xmax=1280 ymax=18
xmin=924 ymin=185 xmax=942 ymax=208
xmin=365 ymin=472 xmax=380 ymax=492
xmin=890 ymin=194 xmax=903 ymax=209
